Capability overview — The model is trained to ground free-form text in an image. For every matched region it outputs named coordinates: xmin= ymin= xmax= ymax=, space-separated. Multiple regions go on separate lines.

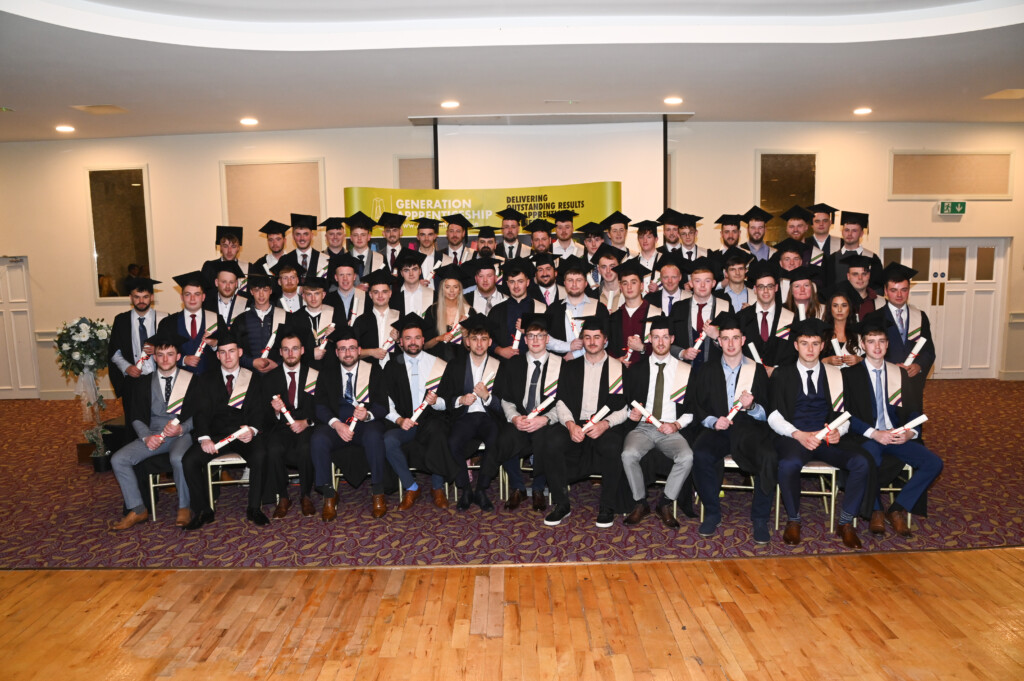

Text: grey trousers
xmin=621 ymin=422 xmax=693 ymax=502
xmin=111 ymin=434 xmax=192 ymax=512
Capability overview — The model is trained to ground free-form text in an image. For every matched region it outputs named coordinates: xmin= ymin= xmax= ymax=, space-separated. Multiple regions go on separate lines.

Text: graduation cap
xmin=259 ymin=220 xmax=290 ymax=235
xmin=144 ymin=331 xmax=189 ymax=352
xmin=244 ymin=270 xmax=274 ymax=289
xmin=216 ymin=225 xmax=244 ymax=245
xmin=269 ymin=261 xmax=300 ymax=277
xmin=461 ymin=311 xmax=496 ymax=337
xmin=431 ymin=263 xmax=464 ymax=285
xmin=711 ymin=311 xmax=742 ymax=331
xmin=576 ymin=222 xmax=606 ymax=238
xmin=376 ymin=211 xmax=407 ymax=229
xmin=716 ymin=214 xmax=744 ymax=227
xmin=880 ymin=261 xmax=917 ymax=284
xmin=125 ymin=277 xmax=160 ymax=294
xmin=823 ymin=281 xmax=863 ymax=307
xmin=648 ymin=316 xmax=672 ymax=333
xmin=779 ymin=205 xmax=812 ymax=223
xmin=531 ymin=252 xmax=557 ymax=269
xmin=772 ymin=237 xmax=807 ymax=256
xmin=475 ymin=226 xmax=496 ymax=240
xmin=344 ymin=211 xmax=377 ymax=232
xmin=301 ymin=275 xmax=330 ymax=291
xmin=688 ymin=256 xmax=720 ymax=280
xmin=330 ymin=252 xmax=360 ymax=272
xmin=395 ymin=312 xmax=428 ymax=334
xmin=790 ymin=317 xmax=830 ymax=340
xmin=443 ymin=213 xmax=474 ymax=229
xmin=290 ymin=213 xmax=318 ymax=230
xmin=520 ymin=312 xmax=549 ymax=333
xmin=502 ymin=257 xmax=536 ymax=280
xmin=317 ymin=217 xmax=344 ymax=232
xmin=593 ymin=243 xmax=627 ymax=263
xmin=526 ymin=219 xmax=554 ymax=235
xmin=807 ymin=203 xmax=839 ymax=217
xmin=327 ymin=326 xmax=358 ymax=344
xmin=721 ymin=246 xmax=753 ymax=268
xmin=839 ymin=252 xmax=875 ymax=271
xmin=556 ymin=255 xmax=593 ymax=280
xmin=600 ymin=210 xmax=632 ymax=228
xmin=633 ymin=220 xmax=660 ymax=237
xmin=172 ymin=270 xmax=205 ymax=289
xmin=746 ymin=260 xmax=781 ymax=285
xmin=496 ymin=207 xmax=527 ymax=223
xmin=211 ymin=260 xmax=245 ymax=279
xmin=412 ymin=217 xmax=442 ymax=232
xmin=857 ymin=316 xmax=895 ymax=337
xmin=210 ymin=326 xmax=242 ymax=348
xmin=548 ymin=209 xmax=579 ymax=222
xmin=840 ymin=211 xmax=869 ymax=229
xmin=779 ymin=265 xmax=820 ymax=282
xmin=360 ymin=268 xmax=396 ymax=288
xmin=656 ymin=208 xmax=695 ymax=226
xmin=579 ymin=315 xmax=608 ymax=335
xmin=463 ymin=257 xmax=500 ymax=275
xmin=393 ymin=249 xmax=427 ymax=270
xmin=612 ymin=259 xmax=651 ymax=281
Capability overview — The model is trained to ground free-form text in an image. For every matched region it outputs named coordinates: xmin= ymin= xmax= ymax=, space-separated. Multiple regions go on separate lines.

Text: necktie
xmin=686 ymin=250 xmax=694 ymax=261
xmin=896 ymin=307 xmax=907 ymax=343
xmin=666 ymin=295 xmax=674 ymax=314
xmin=526 ymin=360 xmax=541 ymax=413
xmin=508 ymin=245 xmax=515 ymax=259
xmin=484 ymin=296 xmax=492 ymax=314
xmin=410 ymin=357 xmax=421 ymax=401
xmin=344 ymin=371 xmax=354 ymax=405
xmin=357 ymin=254 xmax=365 ymax=277
xmin=761 ymin=311 xmax=770 ymax=342
xmin=225 ymin=373 xmax=234 ymax=396
xmin=301 ymin=253 xmax=309 ymax=270
xmin=653 ymin=362 xmax=665 ymax=421
xmin=874 ymin=369 xmax=887 ymax=430
xmin=696 ymin=302 xmax=706 ymax=336
xmin=287 ymin=370 xmax=297 ymax=408
xmin=453 ymin=250 xmax=460 ymax=265
xmin=544 ymin=289 xmax=551 ymax=305
xmin=190 ymin=313 xmax=198 ymax=339
xmin=806 ymin=369 xmax=816 ymax=396
xmin=138 ymin=317 xmax=147 ymax=349
xmin=390 ymin=248 xmax=397 ymax=271
xmin=163 ymin=376 xmax=173 ymax=404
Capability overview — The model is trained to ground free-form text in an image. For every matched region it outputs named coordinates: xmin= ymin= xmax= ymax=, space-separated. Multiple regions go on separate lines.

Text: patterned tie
xmin=287 ymin=370 xmax=297 ymax=408
xmin=301 ymin=253 xmax=309 ymax=271
xmin=526 ymin=360 xmax=541 ymax=413
xmin=653 ymin=362 xmax=665 ymax=421
xmin=761 ymin=310 xmax=770 ymax=342
xmin=357 ymin=254 xmax=365 ymax=277
xmin=452 ymin=250 xmax=460 ymax=265
xmin=163 ymin=376 xmax=173 ymax=404
xmin=544 ymin=289 xmax=551 ymax=305
xmin=390 ymin=248 xmax=397 ymax=271
xmin=190 ymin=313 xmax=198 ymax=339
xmin=696 ymin=302 xmax=706 ymax=336
xmin=344 ymin=371 xmax=354 ymax=405
xmin=806 ymin=369 xmax=816 ymax=396
xmin=874 ymin=369 xmax=887 ymax=430
xmin=138 ymin=317 xmax=147 ymax=351
xmin=225 ymin=373 xmax=234 ymax=396
xmin=896 ymin=307 xmax=907 ymax=343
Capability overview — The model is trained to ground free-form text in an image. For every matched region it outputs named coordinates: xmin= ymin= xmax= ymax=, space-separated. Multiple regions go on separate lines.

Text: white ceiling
xmin=1 ymin=1 xmax=1022 ymax=142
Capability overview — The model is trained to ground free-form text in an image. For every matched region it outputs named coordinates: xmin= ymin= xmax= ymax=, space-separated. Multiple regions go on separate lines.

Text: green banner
xmin=344 ymin=181 xmax=620 ymax=236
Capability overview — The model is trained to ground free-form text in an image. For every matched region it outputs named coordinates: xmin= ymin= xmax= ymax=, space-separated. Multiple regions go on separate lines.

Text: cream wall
xmin=1 ymin=121 xmax=1022 ymax=397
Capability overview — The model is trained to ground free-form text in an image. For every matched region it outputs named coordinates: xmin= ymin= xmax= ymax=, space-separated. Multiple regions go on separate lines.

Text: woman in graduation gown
xmin=423 ymin=264 xmax=472 ymax=363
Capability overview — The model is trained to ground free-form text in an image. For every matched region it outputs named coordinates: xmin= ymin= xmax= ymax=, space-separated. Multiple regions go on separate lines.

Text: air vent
xmin=71 ymin=104 xmax=129 ymax=115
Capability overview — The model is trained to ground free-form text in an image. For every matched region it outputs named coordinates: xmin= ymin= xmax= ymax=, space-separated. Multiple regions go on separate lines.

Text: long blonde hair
xmin=435 ymin=277 xmax=469 ymax=335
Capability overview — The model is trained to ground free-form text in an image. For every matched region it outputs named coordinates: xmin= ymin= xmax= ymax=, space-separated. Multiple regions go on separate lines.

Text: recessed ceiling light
xmin=240 ymin=117 xmax=258 ymax=126
xmin=853 ymin=107 xmax=873 ymax=115
xmin=55 ymin=125 xmax=75 ymax=132
xmin=440 ymin=100 xmax=460 ymax=109
xmin=983 ymin=89 xmax=1024 ymax=100
xmin=664 ymin=96 xmax=683 ymax=105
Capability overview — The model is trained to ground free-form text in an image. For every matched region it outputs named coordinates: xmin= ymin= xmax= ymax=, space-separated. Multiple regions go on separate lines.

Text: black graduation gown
xmin=667 ymin=292 xmax=732 ymax=363
xmin=737 ymin=305 xmax=798 ymax=367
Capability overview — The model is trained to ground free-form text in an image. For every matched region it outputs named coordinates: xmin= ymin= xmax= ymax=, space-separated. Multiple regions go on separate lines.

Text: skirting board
xmin=39 ymin=388 xmax=117 ymax=400
xmin=998 ymin=370 xmax=1024 ymax=381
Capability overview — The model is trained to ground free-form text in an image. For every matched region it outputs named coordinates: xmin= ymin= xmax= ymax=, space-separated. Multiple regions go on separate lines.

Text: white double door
xmin=0 ymin=256 xmax=40 ymax=399
xmin=879 ymin=237 xmax=1009 ymax=379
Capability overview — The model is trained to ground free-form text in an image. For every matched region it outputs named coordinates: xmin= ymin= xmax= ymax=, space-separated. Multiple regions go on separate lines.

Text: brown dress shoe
xmin=869 ymin=510 xmax=886 ymax=535
xmin=272 ymin=497 xmax=291 ymax=519
xmin=398 ymin=488 xmax=421 ymax=510
xmin=783 ymin=521 xmax=802 ymax=545
xmin=175 ymin=508 xmax=192 ymax=527
xmin=532 ymin=490 xmax=548 ymax=512
xmin=372 ymin=494 xmax=388 ymax=518
xmin=322 ymin=494 xmax=339 ymax=522
xmin=836 ymin=523 xmax=863 ymax=549
xmin=655 ymin=503 xmax=681 ymax=529
xmin=886 ymin=509 xmax=912 ymax=537
xmin=300 ymin=497 xmax=316 ymax=517
xmin=505 ymin=489 xmax=526 ymax=511
xmin=624 ymin=502 xmax=651 ymax=525
xmin=112 ymin=509 xmax=149 ymax=531
xmin=432 ymin=488 xmax=449 ymax=509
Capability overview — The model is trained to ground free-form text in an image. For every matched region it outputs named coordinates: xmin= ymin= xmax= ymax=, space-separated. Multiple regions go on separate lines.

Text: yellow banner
xmin=344 ymin=182 xmax=620 ymax=236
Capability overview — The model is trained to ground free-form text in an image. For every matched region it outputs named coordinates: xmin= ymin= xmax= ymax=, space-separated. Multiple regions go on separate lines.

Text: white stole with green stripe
xmin=422 ymin=358 xmax=446 ymax=399
xmin=303 ymin=367 xmax=320 ymax=396
xmin=669 ymin=358 xmax=691 ymax=404
xmin=227 ymin=368 xmax=253 ymax=409
xmin=165 ymin=370 xmax=193 ymax=415
xmin=885 ymin=361 xmax=904 ymax=407
xmin=822 ymin=363 xmax=845 ymax=411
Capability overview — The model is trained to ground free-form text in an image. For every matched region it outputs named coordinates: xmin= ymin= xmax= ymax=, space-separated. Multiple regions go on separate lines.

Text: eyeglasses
xmin=754 ymin=284 xmax=777 ymax=291
xmin=525 ymin=333 xmax=547 ymax=341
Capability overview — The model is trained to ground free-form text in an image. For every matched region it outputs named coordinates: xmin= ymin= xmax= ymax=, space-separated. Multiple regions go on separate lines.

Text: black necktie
xmin=526 ymin=360 xmax=541 ymax=412
xmin=357 ymin=254 xmax=365 ymax=277
xmin=163 ymin=376 xmax=173 ymax=403
xmin=344 ymin=371 xmax=354 ymax=405
xmin=508 ymin=245 xmax=515 ymax=259
xmin=138 ymin=316 xmax=147 ymax=349
xmin=806 ymin=369 xmax=816 ymax=396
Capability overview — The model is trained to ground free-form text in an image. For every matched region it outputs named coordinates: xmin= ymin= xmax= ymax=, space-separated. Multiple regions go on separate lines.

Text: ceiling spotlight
xmin=853 ymin=107 xmax=872 ymax=115
xmin=240 ymin=117 xmax=259 ymax=126
xmin=664 ymin=96 xmax=683 ymax=105
xmin=440 ymin=100 xmax=460 ymax=109
xmin=55 ymin=125 xmax=75 ymax=132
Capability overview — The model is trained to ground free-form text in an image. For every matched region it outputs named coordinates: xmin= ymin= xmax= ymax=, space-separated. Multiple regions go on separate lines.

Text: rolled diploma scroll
xmin=409 ymin=390 xmax=437 ymax=425
xmin=630 ymin=400 xmax=663 ymax=429
xmin=273 ymin=395 xmax=295 ymax=425
xmin=513 ymin=328 xmax=523 ymax=347
xmin=892 ymin=414 xmax=928 ymax=436
xmin=580 ymin=405 xmax=611 ymax=434
xmin=135 ymin=352 xmax=150 ymax=370
xmin=483 ymin=371 xmax=496 ymax=391
xmin=316 ymin=323 xmax=336 ymax=350
xmin=747 ymin=343 xmax=764 ymax=365
xmin=260 ymin=329 xmax=278 ymax=359
xmin=624 ymin=326 xmax=652 ymax=364
xmin=215 ymin=426 xmax=258 ymax=451
xmin=814 ymin=412 xmax=851 ymax=441
xmin=726 ymin=398 xmax=744 ymax=421
xmin=527 ymin=394 xmax=556 ymax=420
xmin=193 ymin=339 xmax=208 ymax=357
xmin=154 ymin=418 xmax=181 ymax=443
xmin=831 ymin=338 xmax=848 ymax=369
xmin=692 ymin=330 xmax=708 ymax=352
xmin=904 ymin=337 xmax=927 ymax=365
xmin=448 ymin=320 xmax=464 ymax=343
xmin=797 ymin=303 xmax=807 ymax=321
xmin=382 ymin=336 xmax=396 ymax=352
xmin=566 ymin=311 xmax=578 ymax=338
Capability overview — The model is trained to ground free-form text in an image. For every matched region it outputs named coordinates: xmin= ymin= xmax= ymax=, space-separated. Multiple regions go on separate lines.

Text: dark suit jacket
xmin=862 ymin=305 xmax=935 ymax=376
xmin=439 ymin=354 xmax=503 ymax=420
xmin=737 ymin=305 xmax=797 ymax=367
xmin=323 ymin=290 xmax=370 ymax=325
xmin=623 ymin=358 xmax=694 ymax=427
xmin=842 ymin=362 xmax=922 ymax=438
xmin=495 ymin=353 xmax=559 ymax=417
xmin=293 ymin=306 xmax=346 ymax=371
xmin=201 ymin=294 xmax=251 ymax=331
xmin=126 ymin=369 xmax=200 ymax=433
xmin=156 ymin=311 xmax=214 ymax=375
xmin=263 ymin=363 xmax=319 ymax=432
xmin=191 ymin=369 xmax=268 ymax=441
xmin=544 ymin=298 xmax=609 ymax=344
xmin=277 ymin=248 xmax=327 ymax=278
xmin=107 ymin=310 xmax=139 ymax=397
xmin=555 ymin=356 xmax=626 ymax=424
xmin=607 ymin=301 xmax=663 ymax=361
xmin=667 ymin=292 xmax=732 ymax=362
xmin=314 ymin=359 xmax=387 ymax=425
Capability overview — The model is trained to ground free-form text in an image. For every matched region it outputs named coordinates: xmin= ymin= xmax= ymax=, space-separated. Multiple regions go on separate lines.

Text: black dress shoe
xmin=247 ymin=508 xmax=271 ymax=527
xmin=474 ymin=490 xmax=494 ymax=512
xmin=505 ymin=488 xmax=526 ymax=511
xmin=457 ymin=488 xmax=473 ymax=511
xmin=183 ymin=510 xmax=214 ymax=531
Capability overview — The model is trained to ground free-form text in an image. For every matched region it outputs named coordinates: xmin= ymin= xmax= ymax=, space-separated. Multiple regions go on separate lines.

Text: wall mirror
xmin=88 ymin=167 xmax=153 ymax=299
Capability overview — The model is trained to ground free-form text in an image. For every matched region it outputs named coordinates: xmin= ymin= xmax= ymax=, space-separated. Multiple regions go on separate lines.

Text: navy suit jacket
xmin=862 ymin=305 xmax=935 ymax=375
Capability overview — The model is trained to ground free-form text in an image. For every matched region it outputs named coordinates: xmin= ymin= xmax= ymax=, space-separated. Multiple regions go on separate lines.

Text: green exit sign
xmin=939 ymin=201 xmax=966 ymax=214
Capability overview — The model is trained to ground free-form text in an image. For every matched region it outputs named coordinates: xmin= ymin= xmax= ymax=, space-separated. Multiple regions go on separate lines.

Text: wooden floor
xmin=3 ymin=548 xmax=1023 ymax=681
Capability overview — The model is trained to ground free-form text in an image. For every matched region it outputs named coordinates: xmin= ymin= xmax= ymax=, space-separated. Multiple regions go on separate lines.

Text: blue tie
xmin=410 ymin=357 xmax=421 ymax=401
xmin=138 ymin=316 xmax=147 ymax=351
xmin=874 ymin=369 xmax=887 ymax=430
xmin=344 ymin=371 xmax=354 ymax=405
xmin=895 ymin=308 xmax=907 ymax=344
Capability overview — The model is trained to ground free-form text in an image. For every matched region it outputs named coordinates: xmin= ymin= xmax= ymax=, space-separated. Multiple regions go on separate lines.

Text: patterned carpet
xmin=1 ymin=379 xmax=1021 ymax=568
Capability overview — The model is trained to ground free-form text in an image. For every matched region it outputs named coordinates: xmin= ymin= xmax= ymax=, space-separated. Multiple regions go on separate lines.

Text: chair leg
xmin=148 ymin=474 xmax=158 ymax=522
xmin=828 ymin=470 xmax=837 ymax=533
xmin=208 ymin=464 xmax=216 ymax=511
xmin=774 ymin=486 xmax=781 ymax=530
